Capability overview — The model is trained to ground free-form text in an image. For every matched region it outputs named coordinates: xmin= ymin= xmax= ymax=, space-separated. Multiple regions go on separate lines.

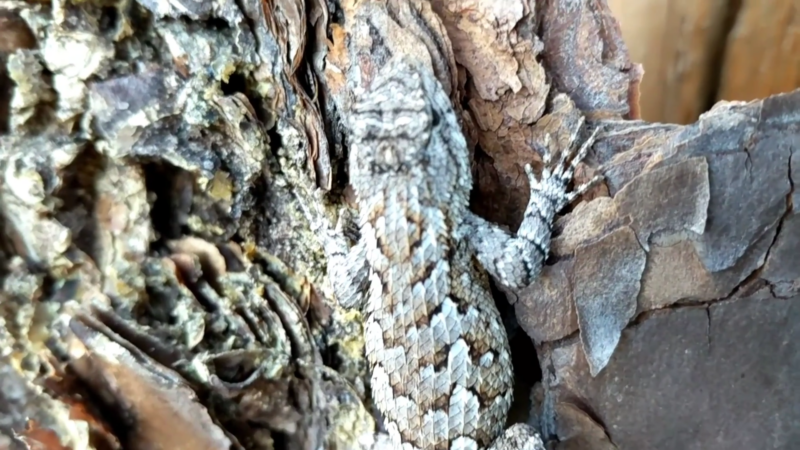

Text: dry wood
xmin=609 ymin=0 xmax=800 ymax=124
xmin=717 ymin=0 xmax=800 ymax=103
xmin=0 ymin=0 xmax=798 ymax=449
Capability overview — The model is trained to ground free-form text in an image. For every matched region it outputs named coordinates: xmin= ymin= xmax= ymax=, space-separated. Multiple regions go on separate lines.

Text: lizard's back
xmin=347 ymin=60 xmax=516 ymax=450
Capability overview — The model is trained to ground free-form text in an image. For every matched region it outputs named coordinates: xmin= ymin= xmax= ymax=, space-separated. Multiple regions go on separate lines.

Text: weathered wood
xmin=608 ymin=0 xmax=730 ymax=124
xmin=609 ymin=0 xmax=800 ymax=124
xmin=0 ymin=0 xmax=798 ymax=449
xmin=717 ymin=0 xmax=800 ymax=103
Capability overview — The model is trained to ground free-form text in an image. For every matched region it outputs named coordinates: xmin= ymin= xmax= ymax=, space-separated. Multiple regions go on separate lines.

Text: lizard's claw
xmin=529 ymin=118 xmax=604 ymax=212
xmin=524 ymin=163 xmax=540 ymax=190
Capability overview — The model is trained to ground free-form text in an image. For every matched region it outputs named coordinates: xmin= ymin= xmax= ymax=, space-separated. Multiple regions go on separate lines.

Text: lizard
xmin=305 ymin=57 xmax=601 ymax=450
xmin=301 ymin=5 xmax=602 ymax=450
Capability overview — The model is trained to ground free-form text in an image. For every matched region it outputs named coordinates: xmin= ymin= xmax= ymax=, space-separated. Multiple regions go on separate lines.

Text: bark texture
xmin=0 ymin=0 xmax=797 ymax=449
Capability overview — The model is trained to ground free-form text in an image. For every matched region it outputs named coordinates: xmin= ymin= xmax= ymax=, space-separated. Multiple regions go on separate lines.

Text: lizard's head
xmin=347 ymin=58 xmax=451 ymax=179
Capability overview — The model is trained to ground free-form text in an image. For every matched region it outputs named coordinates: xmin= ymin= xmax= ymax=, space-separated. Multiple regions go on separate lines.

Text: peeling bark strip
xmin=0 ymin=0 xmax=799 ymax=448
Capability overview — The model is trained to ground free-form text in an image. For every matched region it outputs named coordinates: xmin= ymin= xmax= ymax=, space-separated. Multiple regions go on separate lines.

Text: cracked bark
xmin=521 ymin=95 xmax=800 ymax=449
xmin=0 ymin=0 xmax=798 ymax=450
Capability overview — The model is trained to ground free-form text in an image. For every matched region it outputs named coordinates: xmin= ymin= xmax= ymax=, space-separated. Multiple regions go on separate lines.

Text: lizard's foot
xmin=525 ymin=117 xmax=604 ymax=213
xmin=296 ymin=188 xmax=369 ymax=310
xmin=487 ymin=424 xmax=546 ymax=450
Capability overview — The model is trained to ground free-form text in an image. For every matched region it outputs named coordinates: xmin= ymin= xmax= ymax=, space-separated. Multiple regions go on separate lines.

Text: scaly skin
xmin=308 ymin=57 xmax=599 ymax=450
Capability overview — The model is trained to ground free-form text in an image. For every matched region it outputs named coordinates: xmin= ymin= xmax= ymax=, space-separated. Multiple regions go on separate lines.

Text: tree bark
xmin=0 ymin=0 xmax=797 ymax=449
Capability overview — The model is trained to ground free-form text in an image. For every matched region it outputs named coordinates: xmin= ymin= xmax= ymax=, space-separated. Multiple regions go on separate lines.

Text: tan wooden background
xmin=609 ymin=0 xmax=800 ymax=124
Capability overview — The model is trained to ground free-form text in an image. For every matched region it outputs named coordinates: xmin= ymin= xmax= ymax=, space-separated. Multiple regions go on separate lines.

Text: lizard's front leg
xmin=460 ymin=119 xmax=603 ymax=290
xmin=300 ymin=191 xmax=370 ymax=310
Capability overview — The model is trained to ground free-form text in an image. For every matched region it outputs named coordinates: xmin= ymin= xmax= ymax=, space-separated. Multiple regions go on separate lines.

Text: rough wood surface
xmin=717 ymin=0 xmax=800 ymax=103
xmin=0 ymin=0 xmax=798 ymax=449
xmin=608 ymin=0 xmax=729 ymax=124
xmin=609 ymin=0 xmax=800 ymax=124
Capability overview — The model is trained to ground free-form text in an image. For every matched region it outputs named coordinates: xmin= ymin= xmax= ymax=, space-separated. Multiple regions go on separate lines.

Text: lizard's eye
xmin=381 ymin=147 xmax=396 ymax=165
xmin=430 ymin=108 xmax=441 ymax=128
